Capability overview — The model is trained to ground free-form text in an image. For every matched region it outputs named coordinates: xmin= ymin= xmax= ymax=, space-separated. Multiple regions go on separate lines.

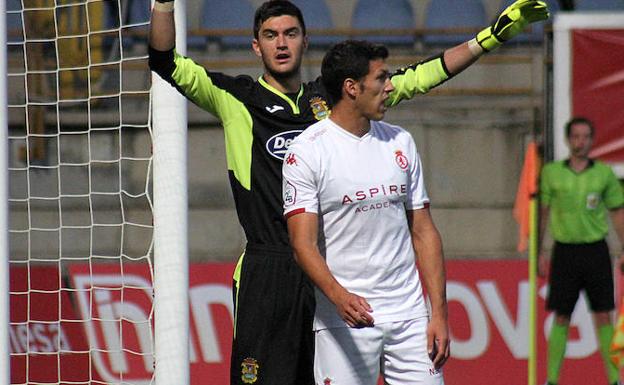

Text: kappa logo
xmin=285 ymin=153 xmax=297 ymax=166
xmin=266 ymin=130 xmax=303 ymax=160
xmin=241 ymin=357 xmax=259 ymax=384
xmin=265 ymin=105 xmax=285 ymax=113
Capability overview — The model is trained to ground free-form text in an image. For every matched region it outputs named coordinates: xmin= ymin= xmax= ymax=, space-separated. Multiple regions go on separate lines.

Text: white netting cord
xmin=7 ymin=0 xmax=154 ymax=384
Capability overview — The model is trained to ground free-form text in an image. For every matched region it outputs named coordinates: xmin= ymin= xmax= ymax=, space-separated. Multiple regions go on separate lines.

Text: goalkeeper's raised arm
xmin=149 ymin=0 xmax=176 ymax=52
xmin=445 ymin=0 xmax=549 ymax=74
xmin=477 ymin=0 xmax=550 ymax=52
xmin=385 ymin=0 xmax=548 ymax=106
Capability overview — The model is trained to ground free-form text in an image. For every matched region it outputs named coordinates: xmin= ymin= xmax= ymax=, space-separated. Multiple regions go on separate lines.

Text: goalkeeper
xmin=148 ymin=1 xmax=548 ymax=384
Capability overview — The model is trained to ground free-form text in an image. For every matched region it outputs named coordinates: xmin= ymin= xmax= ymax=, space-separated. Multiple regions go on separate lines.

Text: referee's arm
xmin=287 ymin=212 xmax=374 ymax=328
xmin=407 ymin=207 xmax=450 ymax=370
xmin=610 ymin=207 xmax=624 ymax=272
xmin=537 ymin=205 xmax=551 ymax=277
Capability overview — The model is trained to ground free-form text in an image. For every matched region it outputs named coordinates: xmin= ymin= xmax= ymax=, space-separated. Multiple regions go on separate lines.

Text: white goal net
xmin=6 ymin=0 xmax=160 ymax=383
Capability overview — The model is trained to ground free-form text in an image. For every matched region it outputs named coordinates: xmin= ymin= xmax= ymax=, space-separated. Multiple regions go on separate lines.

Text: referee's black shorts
xmin=230 ymin=243 xmax=315 ymax=385
xmin=547 ymin=239 xmax=615 ymax=317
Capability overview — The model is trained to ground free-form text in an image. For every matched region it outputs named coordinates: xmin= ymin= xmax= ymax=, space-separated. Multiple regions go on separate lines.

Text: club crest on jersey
xmin=586 ymin=192 xmax=600 ymax=209
xmin=266 ymin=130 xmax=303 ymax=160
xmin=309 ymin=96 xmax=330 ymax=121
xmin=395 ymin=150 xmax=409 ymax=170
xmin=323 ymin=377 xmax=333 ymax=385
xmin=241 ymin=357 xmax=259 ymax=384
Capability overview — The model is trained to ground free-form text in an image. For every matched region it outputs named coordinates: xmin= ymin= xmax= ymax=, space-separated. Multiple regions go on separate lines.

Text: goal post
xmin=152 ymin=0 xmax=190 ymax=384
xmin=1 ymin=0 xmax=11 ymax=384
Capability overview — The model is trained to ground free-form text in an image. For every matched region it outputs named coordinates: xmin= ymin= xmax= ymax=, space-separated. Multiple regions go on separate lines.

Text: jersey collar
xmin=258 ymin=76 xmax=304 ymax=115
xmin=564 ymin=158 xmax=595 ymax=173
xmin=327 ymin=118 xmax=373 ymax=141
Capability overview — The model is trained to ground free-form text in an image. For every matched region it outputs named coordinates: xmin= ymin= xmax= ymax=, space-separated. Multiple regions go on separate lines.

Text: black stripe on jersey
xmin=393 ymin=52 xmax=451 ymax=79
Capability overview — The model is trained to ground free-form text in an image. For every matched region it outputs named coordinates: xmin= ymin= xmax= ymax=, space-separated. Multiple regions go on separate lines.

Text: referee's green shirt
xmin=540 ymin=159 xmax=624 ymax=244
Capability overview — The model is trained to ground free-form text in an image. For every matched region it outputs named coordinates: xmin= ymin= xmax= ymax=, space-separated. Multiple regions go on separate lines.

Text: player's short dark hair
xmin=253 ymin=1 xmax=306 ymax=39
xmin=565 ymin=117 xmax=595 ymax=138
xmin=321 ymin=40 xmax=389 ymax=102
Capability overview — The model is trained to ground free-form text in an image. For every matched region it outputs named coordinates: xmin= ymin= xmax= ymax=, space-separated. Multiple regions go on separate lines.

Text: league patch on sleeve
xmin=284 ymin=181 xmax=297 ymax=207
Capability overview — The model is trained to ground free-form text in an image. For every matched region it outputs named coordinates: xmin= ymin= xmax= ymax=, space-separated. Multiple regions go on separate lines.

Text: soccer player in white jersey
xmin=282 ymin=40 xmax=449 ymax=385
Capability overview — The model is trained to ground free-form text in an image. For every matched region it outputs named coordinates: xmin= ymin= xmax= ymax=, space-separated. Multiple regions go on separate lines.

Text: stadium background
xmin=6 ymin=0 xmax=624 ymax=384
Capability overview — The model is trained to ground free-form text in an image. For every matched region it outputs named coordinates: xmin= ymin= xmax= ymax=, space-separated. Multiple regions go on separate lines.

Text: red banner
xmin=10 ymin=266 xmax=92 ymax=385
xmin=12 ymin=261 xmax=615 ymax=384
xmin=573 ymin=29 xmax=624 ymax=163
xmin=445 ymin=260 xmax=605 ymax=385
xmin=68 ymin=263 xmax=157 ymax=384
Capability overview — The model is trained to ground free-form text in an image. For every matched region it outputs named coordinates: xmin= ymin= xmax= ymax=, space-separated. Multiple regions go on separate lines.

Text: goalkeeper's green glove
xmin=476 ymin=0 xmax=549 ymax=52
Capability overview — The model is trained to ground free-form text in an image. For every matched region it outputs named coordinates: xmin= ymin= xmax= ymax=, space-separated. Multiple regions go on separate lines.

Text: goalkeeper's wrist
xmin=467 ymin=38 xmax=484 ymax=56
xmin=154 ymin=0 xmax=174 ymax=12
xmin=475 ymin=27 xmax=503 ymax=52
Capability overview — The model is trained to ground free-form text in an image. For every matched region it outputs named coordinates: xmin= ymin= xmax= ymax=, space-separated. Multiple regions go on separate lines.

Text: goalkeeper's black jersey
xmin=149 ymin=47 xmax=450 ymax=247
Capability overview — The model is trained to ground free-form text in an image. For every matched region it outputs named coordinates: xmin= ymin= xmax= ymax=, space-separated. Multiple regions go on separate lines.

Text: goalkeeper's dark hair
xmin=253 ymin=1 xmax=306 ymax=39
xmin=321 ymin=40 xmax=389 ymax=103
xmin=565 ymin=117 xmax=595 ymax=138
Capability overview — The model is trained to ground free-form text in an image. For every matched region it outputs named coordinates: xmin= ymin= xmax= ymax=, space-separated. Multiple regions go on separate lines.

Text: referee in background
xmin=538 ymin=117 xmax=624 ymax=385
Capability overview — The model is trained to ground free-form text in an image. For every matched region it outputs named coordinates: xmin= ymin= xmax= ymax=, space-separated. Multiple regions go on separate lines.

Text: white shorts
xmin=314 ymin=317 xmax=444 ymax=385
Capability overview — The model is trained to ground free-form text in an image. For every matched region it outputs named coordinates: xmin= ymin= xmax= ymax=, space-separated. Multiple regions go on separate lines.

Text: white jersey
xmin=282 ymin=118 xmax=429 ymax=330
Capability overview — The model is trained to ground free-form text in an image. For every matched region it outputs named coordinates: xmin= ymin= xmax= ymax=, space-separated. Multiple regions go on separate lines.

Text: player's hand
xmin=476 ymin=0 xmax=550 ymax=52
xmin=537 ymin=252 xmax=548 ymax=277
xmin=333 ymin=290 xmax=374 ymax=328
xmin=427 ymin=314 xmax=450 ymax=370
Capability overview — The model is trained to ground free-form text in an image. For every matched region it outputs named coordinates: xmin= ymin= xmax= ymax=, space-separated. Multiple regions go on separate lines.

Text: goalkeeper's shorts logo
xmin=241 ymin=357 xmax=259 ymax=384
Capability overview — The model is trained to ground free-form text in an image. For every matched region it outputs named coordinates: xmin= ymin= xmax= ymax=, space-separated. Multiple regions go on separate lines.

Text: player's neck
xmin=329 ymin=103 xmax=370 ymax=137
xmin=568 ymin=155 xmax=590 ymax=172
xmin=262 ymin=71 xmax=302 ymax=94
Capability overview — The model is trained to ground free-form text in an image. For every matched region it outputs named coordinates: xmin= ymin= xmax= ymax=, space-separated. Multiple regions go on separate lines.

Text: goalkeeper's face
xmin=252 ymin=15 xmax=308 ymax=80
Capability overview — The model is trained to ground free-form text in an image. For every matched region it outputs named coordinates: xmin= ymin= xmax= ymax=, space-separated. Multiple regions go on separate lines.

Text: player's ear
xmin=302 ymin=35 xmax=309 ymax=52
xmin=343 ymin=78 xmax=358 ymax=99
xmin=252 ymin=39 xmax=262 ymax=57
